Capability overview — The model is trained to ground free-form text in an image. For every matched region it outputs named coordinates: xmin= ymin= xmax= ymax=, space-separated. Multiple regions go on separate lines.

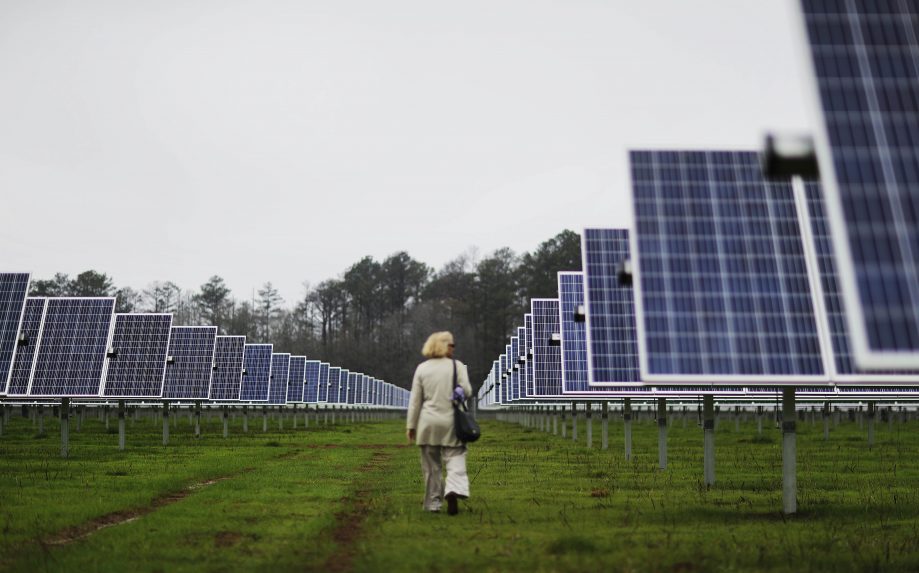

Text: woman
xmin=406 ymin=331 xmax=474 ymax=515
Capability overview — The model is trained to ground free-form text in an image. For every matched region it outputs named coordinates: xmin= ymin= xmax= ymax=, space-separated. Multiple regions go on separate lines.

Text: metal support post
xmin=586 ymin=403 xmax=593 ymax=448
xmin=118 ymin=400 xmax=126 ymax=451
xmin=162 ymin=402 xmax=170 ymax=446
xmin=571 ymin=402 xmax=578 ymax=442
xmin=658 ymin=397 xmax=667 ymax=470
xmin=624 ymin=398 xmax=633 ymax=461
xmin=60 ymin=398 xmax=70 ymax=458
xmin=782 ymin=387 xmax=797 ymax=514
xmin=703 ymin=395 xmax=715 ymax=486
xmin=601 ymin=402 xmax=609 ymax=450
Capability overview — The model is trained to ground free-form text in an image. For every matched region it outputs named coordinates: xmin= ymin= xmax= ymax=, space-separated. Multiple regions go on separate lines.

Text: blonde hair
xmin=422 ymin=331 xmax=454 ymax=358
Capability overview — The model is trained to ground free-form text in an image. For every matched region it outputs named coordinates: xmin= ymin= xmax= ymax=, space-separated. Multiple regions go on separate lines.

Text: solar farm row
xmin=0 ymin=283 xmax=407 ymax=409
xmin=479 ymin=0 xmax=919 ymax=406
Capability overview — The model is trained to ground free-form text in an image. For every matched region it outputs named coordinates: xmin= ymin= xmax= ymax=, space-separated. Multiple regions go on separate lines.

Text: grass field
xmin=1 ymin=408 xmax=918 ymax=572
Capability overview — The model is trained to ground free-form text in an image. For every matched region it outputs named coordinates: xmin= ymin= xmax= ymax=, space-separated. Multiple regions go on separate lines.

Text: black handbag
xmin=452 ymin=359 xmax=481 ymax=443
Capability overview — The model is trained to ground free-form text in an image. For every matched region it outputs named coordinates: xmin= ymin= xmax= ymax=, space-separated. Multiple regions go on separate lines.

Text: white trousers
xmin=419 ymin=445 xmax=469 ymax=511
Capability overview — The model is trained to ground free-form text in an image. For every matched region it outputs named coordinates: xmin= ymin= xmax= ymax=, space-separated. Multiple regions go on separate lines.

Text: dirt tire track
xmin=42 ymin=471 xmax=250 ymax=547
xmin=320 ymin=450 xmax=395 ymax=573
xmin=29 ymin=450 xmax=304 ymax=552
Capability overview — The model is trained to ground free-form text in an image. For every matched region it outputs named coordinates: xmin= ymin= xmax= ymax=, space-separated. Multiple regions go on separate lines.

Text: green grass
xmin=2 ymin=409 xmax=918 ymax=572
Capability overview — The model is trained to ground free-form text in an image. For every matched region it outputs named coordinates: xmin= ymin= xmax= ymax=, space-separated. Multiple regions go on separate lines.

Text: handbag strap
xmin=451 ymin=359 xmax=466 ymax=411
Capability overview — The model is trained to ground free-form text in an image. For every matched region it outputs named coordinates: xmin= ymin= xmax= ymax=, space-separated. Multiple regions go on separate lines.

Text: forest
xmin=28 ymin=230 xmax=581 ymax=391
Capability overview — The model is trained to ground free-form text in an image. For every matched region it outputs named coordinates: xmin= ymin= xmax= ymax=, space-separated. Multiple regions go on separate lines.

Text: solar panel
xmin=327 ymin=367 xmax=341 ymax=403
xmin=209 ymin=336 xmax=246 ymax=401
xmin=797 ymin=0 xmax=919 ymax=368
xmin=523 ymin=314 xmax=533 ymax=398
xmin=288 ymin=356 xmax=306 ymax=403
xmin=498 ymin=353 xmax=507 ymax=405
xmin=347 ymin=372 xmax=357 ymax=405
xmin=317 ymin=362 xmax=330 ymax=402
xmin=338 ymin=369 xmax=350 ymax=403
xmin=531 ymin=298 xmax=563 ymax=396
xmin=303 ymin=360 xmax=322 ymax=403
xmin=240 ymin=344 xmax=272 ymax=401
xmin=357 ymin=374 xmax=366 ymax=404
xmin=6 ymin=297 xmax=47 ymax=396
xmin=101 ymin=314 xmax=173 ymax=398
xmin=558 ymin=272 xmax=587 ymax=393
xmin=162 ymin=326 xmax=217 ymax=400
xmin=581 ymin=229 xmax=642 ymax=386
xmin=510 ymin=336 xmax=520 ymax=401
xmin=0 ymin=273 xmax=30 ymax=393
xmin=268 ymin=353 xmax=290 ymax=405
xmin=802 ymin=180 xmax=919 ymax=382
xmin=28 ymin=297 xmax=116 ymax=397
xmin=631 ymin=150 xmax=828 ymax=383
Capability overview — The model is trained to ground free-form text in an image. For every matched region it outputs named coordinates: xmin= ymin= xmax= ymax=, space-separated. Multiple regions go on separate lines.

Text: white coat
xmin=406 ymin=357 xmax=474 ymax=446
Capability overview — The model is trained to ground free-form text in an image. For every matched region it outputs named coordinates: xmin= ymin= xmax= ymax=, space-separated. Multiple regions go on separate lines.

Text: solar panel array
xmin=241 ymin=344 xmax=273 ymax=402
xmin=0 ymin=273 xmax=30 ymax=393
xmin=0 ymin=277 xmax=403 ymax=406
xmin=582 ymin=229 xmax=641 ymax=386
xmin=327 ymin=367 xmax=341 ymax=404
xmin=268 ymin=353 xmax=290 ymax=405
xmin=304 ymin=360 xmax=322 ymax=402
xmin=102 ymin=314 xmax=173 ymax=398
xmin=318 ymin=362 xmax=330 ymax=402
xmin=798 ymin=0 xmax=919 ymax=368
xmin=631 ymin=150 xmax=827 ymax=382
xmin=288 ymin=356 xmax=306 ymax=403
xmin=210 ymin=336 xmax=246 ymax=401
xmin=162 ymin=326 xmax=217 ymax=400
xmin=531 ymin=299 xmax=563 ymax=397
xmin=558 ymin=272 xmax=590 ymax=392
xmin=28 ymin=298 xmax=116 ymax=397
xmin=6 ymin=297 xmax=47 ymax=396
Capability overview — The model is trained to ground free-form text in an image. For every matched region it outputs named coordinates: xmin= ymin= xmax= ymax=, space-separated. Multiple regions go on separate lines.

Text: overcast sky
xmin=1 ymin=0 xmax=812 ymax=303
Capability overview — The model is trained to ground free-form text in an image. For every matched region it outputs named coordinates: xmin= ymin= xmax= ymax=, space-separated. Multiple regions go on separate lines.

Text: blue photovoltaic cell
xmin=804 ymin=181 xmax=919 ymax=380
xmin=357 ymin=374 xmax=366 ymax=404
xmin=338 ymin=370 xmax=350 ymax=403
xmin=6 ymin=298 xmax=47 ymax=396
xmin=582 ymin=229 xmax=642 ymax=384
xmin=209 ymin=336 xmax=245 ymax=401
xmin=268 ymin=353 xmax=290 ymax=405
xmin=29 ymin=298 xmax=115 ymax=397
xmin=510 ymin=336 xmax=520 ymax=401
xmin=531 ymin=299 xmax=563 ymax=396
xmin=317 ymin=363 xmax=330 ymax=402
xmin=304 ymin=360 xmax=322 ymax=403
xmin=0 ymin=273 xmax=30 ymax=393
xmin=558 ymin=272 xmax=591 ymax=392
xmin=631 ymin=150 xmax=826 ymax=380
xmin=102 ymin=314 xmax=173 ymax=398
xmin=523 ymin=314 xmax=533 ymax=398
xmin=288 ymin=356 xmax=306 ymax=403
xmin=162 ymin=326 xmax=217 ymax=400
xmin=327 ymin=367 xmax=342 ymax=403
xmin=800 ymin=0 xmax=919 ymax=363
xmin=240 ymin=344 xmax=272 ymax=401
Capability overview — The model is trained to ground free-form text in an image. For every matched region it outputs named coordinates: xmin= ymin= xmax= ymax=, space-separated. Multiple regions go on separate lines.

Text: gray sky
xmin=1 ymin=0 xmax=812 ymax=303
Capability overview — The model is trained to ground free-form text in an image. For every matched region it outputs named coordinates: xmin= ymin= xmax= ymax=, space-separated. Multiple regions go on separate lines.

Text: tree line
xmin=29 ymin=230 xmax=582 ymax=391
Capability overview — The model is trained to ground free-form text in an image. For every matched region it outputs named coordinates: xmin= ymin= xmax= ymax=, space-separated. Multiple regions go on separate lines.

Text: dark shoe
xmin=446 ymin=493 xmax=458 ymax=516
